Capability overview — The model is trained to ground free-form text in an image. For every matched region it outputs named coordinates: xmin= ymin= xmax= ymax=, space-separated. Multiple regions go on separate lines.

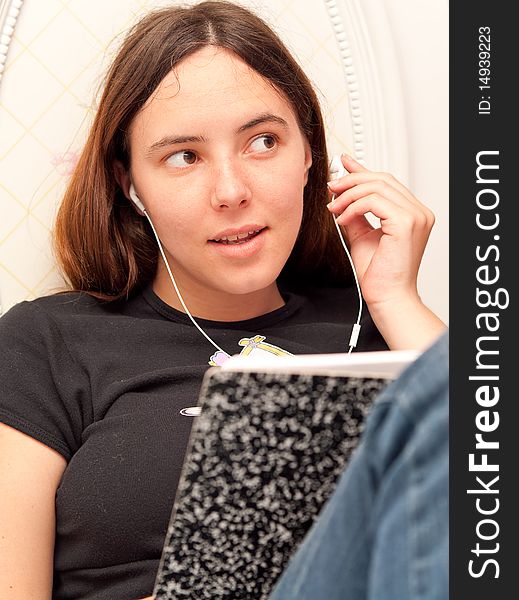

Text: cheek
xmin=267 ymin=170 xmax=305 ymax=221
xmin=146 ymin=207 xmax=190 ymax=251
xmin=261 ymin=154 xmax=305 ymax=189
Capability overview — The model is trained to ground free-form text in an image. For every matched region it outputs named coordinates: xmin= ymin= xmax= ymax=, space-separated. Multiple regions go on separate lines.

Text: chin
xmin=210 ymin=270 xmax=281 ymax=297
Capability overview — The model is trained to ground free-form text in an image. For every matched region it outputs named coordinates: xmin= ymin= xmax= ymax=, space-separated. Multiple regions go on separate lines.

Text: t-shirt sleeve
xmin=0 ymin=300 xmax=91 ymax=460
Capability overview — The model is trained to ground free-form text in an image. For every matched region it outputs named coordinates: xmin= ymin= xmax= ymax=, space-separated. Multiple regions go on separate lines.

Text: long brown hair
xmin=53 ymin=0 xmax=352 ymax=300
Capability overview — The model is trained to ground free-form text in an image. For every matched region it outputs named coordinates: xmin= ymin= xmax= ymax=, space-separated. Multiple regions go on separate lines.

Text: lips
xmin=207 ymin=225 xmax=268 ymax=258
xmin=209 ymin=226 xmax=266 ymax=244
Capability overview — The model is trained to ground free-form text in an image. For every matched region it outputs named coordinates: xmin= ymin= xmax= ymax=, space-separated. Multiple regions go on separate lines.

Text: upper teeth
xmin=214 ymin=229 xmax=261 ymax=242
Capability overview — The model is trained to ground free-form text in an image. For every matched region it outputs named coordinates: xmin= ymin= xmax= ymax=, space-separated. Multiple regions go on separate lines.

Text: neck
xmin=152 ymin=267 xmax=285 ymax=322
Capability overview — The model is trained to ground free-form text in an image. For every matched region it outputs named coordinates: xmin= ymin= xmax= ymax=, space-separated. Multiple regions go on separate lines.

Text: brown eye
xmin=250 ymin=135 xmax=277 ymax=153
xmin=182 ymin=151 xmax=197 ymax=164
xmin=166 ymin=150 xmax=197 ymax=167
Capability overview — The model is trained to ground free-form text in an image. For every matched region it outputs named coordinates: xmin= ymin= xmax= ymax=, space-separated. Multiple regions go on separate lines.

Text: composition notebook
xmin=153 ymin=349 xmax=419 ymax=599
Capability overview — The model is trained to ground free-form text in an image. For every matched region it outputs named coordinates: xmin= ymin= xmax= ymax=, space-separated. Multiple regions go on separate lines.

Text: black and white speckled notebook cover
xmin=153 ymin=369 xmax=390 ymax=599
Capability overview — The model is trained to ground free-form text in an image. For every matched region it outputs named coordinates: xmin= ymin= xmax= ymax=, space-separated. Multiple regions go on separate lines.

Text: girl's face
xmin=124 ymin=46 xmax=312 ymax=319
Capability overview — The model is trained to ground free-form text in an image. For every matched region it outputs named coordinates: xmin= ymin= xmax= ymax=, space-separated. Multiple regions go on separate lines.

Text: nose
xmin=210 ymin=159 xmax=252 ymax=210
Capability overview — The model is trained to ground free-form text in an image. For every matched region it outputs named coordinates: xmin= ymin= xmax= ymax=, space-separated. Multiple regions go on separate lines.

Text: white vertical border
xmin=0 ymin=0 xmax=24 ymax=87
xmin=323 ymin=0 xmax=410 ymax=183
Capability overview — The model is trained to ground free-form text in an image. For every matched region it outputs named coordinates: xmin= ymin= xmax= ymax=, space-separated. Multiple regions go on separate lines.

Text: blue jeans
xmin=269 ymin=332 xmax=448 ymax=600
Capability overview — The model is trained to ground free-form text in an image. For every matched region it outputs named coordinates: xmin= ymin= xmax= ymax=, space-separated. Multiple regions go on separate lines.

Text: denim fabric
xmin=269 ymin=332 xmax=448 ymax=600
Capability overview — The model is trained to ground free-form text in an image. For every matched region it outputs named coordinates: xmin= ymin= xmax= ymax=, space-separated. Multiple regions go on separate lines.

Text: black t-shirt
xmin=0 ymin=285 xmax=387 ymax=599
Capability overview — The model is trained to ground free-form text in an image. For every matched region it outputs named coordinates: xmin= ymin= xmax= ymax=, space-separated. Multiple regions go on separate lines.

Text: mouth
xmin=208 ymin=226 xmax=267 ymax=245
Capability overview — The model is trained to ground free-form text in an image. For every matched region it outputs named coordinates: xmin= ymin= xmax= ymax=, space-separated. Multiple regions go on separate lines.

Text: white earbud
xmin=129 ymin=183 xmax=146 ymax=213
xmin=329 ymin=155 xmax=348 ymax=180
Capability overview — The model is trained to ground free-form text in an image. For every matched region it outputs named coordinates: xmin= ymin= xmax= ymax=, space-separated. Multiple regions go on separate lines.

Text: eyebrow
xmin=145 ymin=112 xmax=289 ymax=157
xmin=237 ymin=113 xmax=289 ymax=133
xmin=145 ymin=134 xmax=207 ymax=156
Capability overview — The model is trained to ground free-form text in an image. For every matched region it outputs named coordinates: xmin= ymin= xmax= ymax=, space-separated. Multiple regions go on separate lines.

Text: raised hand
xmin=327 ymin=154 xmax=445 ymax=349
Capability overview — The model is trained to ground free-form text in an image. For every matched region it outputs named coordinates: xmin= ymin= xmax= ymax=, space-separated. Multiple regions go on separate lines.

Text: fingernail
xmin=327 ymin=180 xmax=339 ymax=189
xmin=341 ymin=153 xmax=354 ymax=161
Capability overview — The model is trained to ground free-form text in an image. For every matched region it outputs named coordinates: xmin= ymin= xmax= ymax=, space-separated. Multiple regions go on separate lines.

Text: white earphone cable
xmin=330 ymin=193 xmax=363 ymax=353
xmin=132 ymin=179 xmax=361 ymax=355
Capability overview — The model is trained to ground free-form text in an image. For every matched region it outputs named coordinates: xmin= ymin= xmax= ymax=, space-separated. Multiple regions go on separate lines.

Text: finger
xmin=340 ymin=153 xmax=369 ymax=173
xmin=326 ymin=153 xmax=369 ymax=191
xmin=328 ymin=165 xmax=431 ymax=215
xmin=328 ymin=176 xmax=434 ymax=226
xmin=335 ymin=194 xmax=414 ymax=234
xmin=329 ymin=181 xmax=429 ymax=230
xmin=336 ymin=213 xmax=374 ymax=244
xmin=327 ymin=155 xmax=435 ymax=228
xmin=328 ymin=171 xmax=415 ymax=203
xmin=329 ymin=181 xmax=416 ymax=213
xmin=326 ymin=154 xmax=369 ymax=189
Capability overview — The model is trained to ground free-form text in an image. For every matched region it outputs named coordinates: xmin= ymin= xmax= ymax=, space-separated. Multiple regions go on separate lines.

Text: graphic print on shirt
xmin=208 ymin=335 xmax=292 ymax=366
xmin=179 ymin=336 xmax=292 ymax=417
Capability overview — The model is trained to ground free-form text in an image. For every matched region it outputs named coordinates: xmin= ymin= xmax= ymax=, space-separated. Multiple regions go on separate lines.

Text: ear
xmin=303 ymin=140 xmax=313 ymax=187
xmin=114 ymin=161 xmax=145 ymax=216
xmin=114 ymin=160 xmax=130 ymax=197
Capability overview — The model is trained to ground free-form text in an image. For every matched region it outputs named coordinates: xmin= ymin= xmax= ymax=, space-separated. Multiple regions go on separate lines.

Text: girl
xmin=0 ymin=2 xmax=445 ymax=598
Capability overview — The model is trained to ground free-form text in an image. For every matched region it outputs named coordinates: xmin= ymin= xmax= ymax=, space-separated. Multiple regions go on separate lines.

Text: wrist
xmin=366 ymin=289 xmax=422 ymax=322
xmin=367 ymin=293 xmax=446 ymax=351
